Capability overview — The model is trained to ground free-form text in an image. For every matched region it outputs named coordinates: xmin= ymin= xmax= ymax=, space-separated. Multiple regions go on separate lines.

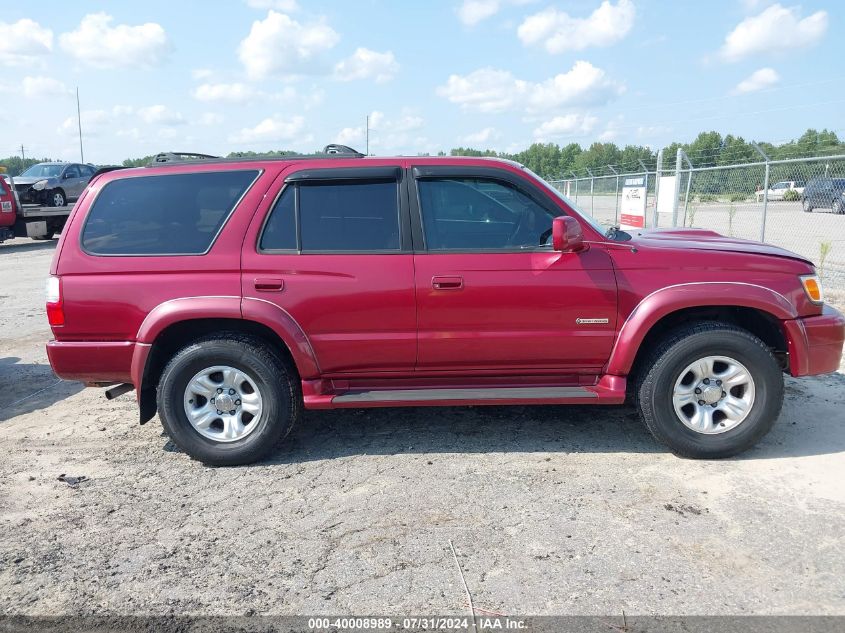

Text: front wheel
xmin=833 ymin=199 xmax=844 ymax=215
xmin=802 ymin=199 xmax=813 ymax=213
xmin=157 ymin=333 xmax=301 ymax=466
xmin=636 ymin=322 xmax=783 ymax=459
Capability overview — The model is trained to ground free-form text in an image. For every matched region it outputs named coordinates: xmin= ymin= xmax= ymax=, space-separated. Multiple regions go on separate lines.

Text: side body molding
xmin=606 ymin=282 xmax=798 ymax=376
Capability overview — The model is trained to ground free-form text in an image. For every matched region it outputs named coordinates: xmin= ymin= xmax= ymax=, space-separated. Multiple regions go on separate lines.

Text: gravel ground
xmin=1 ymin=237 xmax=844 ymax=617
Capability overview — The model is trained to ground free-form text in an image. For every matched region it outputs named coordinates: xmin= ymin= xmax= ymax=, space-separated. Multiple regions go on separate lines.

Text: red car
xmin=45 ymin=147 xmax=845 ymax=465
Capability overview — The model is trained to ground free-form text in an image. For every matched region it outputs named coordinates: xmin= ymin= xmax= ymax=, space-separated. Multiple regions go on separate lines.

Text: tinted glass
xmin=65 ymin=166 xmax=80 ymax=178
xmin=82 ymin=170 xmax=258 ymax=255
xmin=260 ymin=186 xmax=297 ymax=250
xmin=298 ymin=181 xmax=400 ymax=252
xmin=418 ymin=178 xmax=555 ymax=250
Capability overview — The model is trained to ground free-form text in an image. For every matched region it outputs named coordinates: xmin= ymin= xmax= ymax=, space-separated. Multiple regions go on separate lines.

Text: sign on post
xmin=620 ymin=176 xmax=647 ymax=230
xmin=656 ymin=175 xmax=677 ymax=219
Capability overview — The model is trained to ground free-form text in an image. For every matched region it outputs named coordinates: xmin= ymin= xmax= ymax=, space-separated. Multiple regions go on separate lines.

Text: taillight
xmin=0 ymin=178 xmax=13 ymax=212
xmin=46 ymin=276 xmax=65 ymax=326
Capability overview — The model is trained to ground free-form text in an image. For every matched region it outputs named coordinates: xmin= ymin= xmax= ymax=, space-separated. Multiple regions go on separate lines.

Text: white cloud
xmin=22 ymin=76 xmax=70 ymax=98
xmin=230 ymin=116 xmax=306 ymax=143
xmin=518 ymin=0 xmax=635 ymax=53
xmin=193 ymin=82 xmax=256 ymax=103
xmin=460 ymin=127 xmax=500 ymax=144
xmin=59 ymin=13 xmax=169 ymax=69
xmin=720 ymin=4 xmax=827 ymax=62
xmin=59 ymin=110 xmax=111 ymax=137
xmin=334 ymin=110 xmax=424 ymax=151
xmin=0 ymin=19 xmax=53 ymax=66
xmin=533 ymin=114 xmax=598 ymax=140
xmin=192 ymin=68 xmax=214 ymax=80
xmin=334 ymin=48 xmax=399 ymax=83
xmin=732 ymin=67 xmax=780 ymax=94
xmin=199 ymin=112 xmax=225 ymax=126
xmin=457 ymin=0 xmax=501 ymax=26
xmin=437 ymin=61 xmax=623 ymax=114
xmin=238 ymin=11 xmax=339 ymax=80
xmin=138 ymin=105 xmax=186 ymax=126
xmin=245 ymin=0 xmax=300 ymax=10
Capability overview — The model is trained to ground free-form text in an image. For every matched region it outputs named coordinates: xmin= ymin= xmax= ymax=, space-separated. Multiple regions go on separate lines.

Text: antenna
xmin=365 ymin=115 xmax=369 ymax=156
xmin=76 ymin=87 xmax=84 ymax=163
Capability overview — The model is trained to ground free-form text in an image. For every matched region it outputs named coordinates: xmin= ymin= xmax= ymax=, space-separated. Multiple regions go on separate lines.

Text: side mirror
xmin=552 ymin=216 xmax=584 ymax=252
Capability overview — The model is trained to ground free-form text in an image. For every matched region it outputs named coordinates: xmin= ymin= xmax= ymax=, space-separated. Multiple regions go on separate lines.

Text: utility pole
xmin=20 ymin=145 xmax=26 ymax=161
xmin=76 ymin=87 xmax=85 ymax=163
xmin=365 ymin=115 xmax=369 ymax=156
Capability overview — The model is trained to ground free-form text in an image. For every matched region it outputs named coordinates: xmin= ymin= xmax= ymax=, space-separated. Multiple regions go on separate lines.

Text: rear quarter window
xmin=81 ymin=170 xmax=259 ymax=255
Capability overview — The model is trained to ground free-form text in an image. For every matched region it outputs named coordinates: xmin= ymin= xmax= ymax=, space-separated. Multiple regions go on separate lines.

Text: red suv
xmin=46 ymin=147 xmax=845 ymax=465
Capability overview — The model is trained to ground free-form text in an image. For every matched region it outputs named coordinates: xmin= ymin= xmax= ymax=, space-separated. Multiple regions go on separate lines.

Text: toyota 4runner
xmin=45 ymin=147 xmax=845 ymax=465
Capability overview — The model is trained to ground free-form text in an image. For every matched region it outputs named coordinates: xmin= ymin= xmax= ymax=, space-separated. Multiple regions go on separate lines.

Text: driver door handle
xmin=432 ymin=275 xmax=463 ymax=290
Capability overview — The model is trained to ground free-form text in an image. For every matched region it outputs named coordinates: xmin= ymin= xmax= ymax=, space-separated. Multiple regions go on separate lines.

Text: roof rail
xmin=323 ymin=144 xmax=365 ymax=157
xmin=149 ymin=152 xmax=220 ymax=165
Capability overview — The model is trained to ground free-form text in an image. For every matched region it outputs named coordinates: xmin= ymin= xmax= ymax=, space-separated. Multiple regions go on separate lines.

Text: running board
xmin=302 ymin=377 xmax=627 ymax=409
xmin=334 ymin=386 xmax=596 ymax=404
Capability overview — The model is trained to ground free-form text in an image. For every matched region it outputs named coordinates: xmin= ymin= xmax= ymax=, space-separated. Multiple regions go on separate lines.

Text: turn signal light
xmin=46 ymin=276 xmax=65 ymax=326
xmin=800 ymin=274 xmax=823 ymax=305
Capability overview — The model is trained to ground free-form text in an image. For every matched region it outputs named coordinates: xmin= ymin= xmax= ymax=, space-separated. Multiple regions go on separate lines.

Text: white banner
xmin=656 ymin=175 xmax=677 ymax=216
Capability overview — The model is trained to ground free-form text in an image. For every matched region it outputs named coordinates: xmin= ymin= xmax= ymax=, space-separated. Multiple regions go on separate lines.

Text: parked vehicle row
xmin=755 ymin=180 xmax=805 ymax=202
xmin=802 ymin=177 xmax=845 ymax=214
xmin=44 ymin=146 xmax=845 ymax=466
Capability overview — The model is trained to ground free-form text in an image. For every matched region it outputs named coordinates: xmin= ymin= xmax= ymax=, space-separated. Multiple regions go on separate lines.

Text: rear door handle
xmin=432 ymin=275 xmax=463 ymax=290
xmin=254 ymin=277 xmax=284 ymax=292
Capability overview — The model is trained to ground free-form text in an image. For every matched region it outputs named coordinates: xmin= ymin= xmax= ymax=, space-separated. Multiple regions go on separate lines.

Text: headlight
xmin=800 ymin=274 xmax=824 ymax=305
xmin=32 ymin=179 xmax=49 ymax=191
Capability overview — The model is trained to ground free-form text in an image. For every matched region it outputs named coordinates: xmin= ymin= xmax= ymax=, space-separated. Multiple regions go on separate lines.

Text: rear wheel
xmin=636 ymin=322 xmax=783 ymax=459
xmin=833 ymin=198 xmax=844 ymax=215
xmin=802 ymin=198 xmax=813 ymax=213
xmin=157 ymin=333 xmax=301 ymax=466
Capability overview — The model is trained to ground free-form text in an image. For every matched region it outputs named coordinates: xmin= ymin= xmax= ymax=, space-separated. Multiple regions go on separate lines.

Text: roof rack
xmin=143 ymin=145 xmax=366 ymax=168
xmin=150 ymin=152 xmax=220 ymax=164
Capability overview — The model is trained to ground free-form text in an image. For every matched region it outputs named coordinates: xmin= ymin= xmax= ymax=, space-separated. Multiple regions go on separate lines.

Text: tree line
xmin=1 ymin=128 xmax=842 ymax=180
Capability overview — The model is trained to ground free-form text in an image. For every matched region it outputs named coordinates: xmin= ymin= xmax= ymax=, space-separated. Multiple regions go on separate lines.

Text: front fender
xmin=606 ymin=282 xmax=797 ymax=376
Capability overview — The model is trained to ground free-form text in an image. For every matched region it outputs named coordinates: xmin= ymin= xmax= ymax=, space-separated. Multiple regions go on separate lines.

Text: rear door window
xmin=81 ymin=170 xmax=259 ymax=255
xmin=259 ymin=178 xmax=401 ymax=252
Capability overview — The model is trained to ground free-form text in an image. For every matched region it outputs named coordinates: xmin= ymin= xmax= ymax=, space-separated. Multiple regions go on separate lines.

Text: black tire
xmin=157 ymin=333 xmax=301 ymax=466
xmin=46 ymin=189 xmax=66 ymax=207
xmin=635 ymin=322 xmax=783 ymax=459
xmin=31 ymin=232 xmax=55 ymax=241
xmin=833 ymin=199 xmax=844 ymax=215
xmin=802 ymin=198 xmax=813 ymax=213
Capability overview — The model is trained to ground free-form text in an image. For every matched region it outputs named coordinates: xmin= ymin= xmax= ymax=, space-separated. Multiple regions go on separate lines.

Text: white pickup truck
xmin=755 ymin=180 xmax=806 ymax=202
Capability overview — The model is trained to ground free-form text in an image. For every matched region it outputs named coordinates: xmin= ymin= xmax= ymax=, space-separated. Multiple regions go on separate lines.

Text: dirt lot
xmin=1 ymin=238 xmax=844 ymax=617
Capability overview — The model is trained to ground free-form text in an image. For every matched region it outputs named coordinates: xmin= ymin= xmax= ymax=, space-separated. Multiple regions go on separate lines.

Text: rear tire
xmin=833 ymin=199 xmax=844 ymax=215
xmin=635 ymin=322 xmax=783 ymax=459
xmin=157 ymin=333 xmax=301 ymax=466
xmin=802 ymin=199 xmax=813 ymax=213
xmin=31 ymin=232 xmax=55 ymax=241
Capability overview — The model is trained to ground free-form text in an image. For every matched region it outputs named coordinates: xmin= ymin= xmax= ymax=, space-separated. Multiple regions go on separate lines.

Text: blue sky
xmin=0 ymin=0 xmax=841 ymax=164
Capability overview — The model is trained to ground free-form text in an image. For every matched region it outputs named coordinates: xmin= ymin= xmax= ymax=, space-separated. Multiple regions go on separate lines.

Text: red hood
xmin=629 ymin=228 xmax=812 ymax=264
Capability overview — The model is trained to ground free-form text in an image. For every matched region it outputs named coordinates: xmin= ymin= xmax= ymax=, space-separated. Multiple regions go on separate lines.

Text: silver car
xmin=13 ymin=162 xmax=96 ymax=207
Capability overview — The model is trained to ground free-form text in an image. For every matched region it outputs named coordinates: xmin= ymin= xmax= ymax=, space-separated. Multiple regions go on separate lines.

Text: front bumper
xmin=784 ymin=305 xmax=845 ymax=376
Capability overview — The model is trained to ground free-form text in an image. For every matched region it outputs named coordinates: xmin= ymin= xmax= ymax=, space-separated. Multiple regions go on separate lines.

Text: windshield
xmin=522 ymin=167 xmax=624 ymax=239
xmin=21 ymin=164 xmax=63 ymax=178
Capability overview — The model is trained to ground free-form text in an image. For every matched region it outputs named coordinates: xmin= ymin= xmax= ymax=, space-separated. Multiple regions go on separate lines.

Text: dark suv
xmin=802 ymin=177 xmax=845 ymax=213
xmin=46 ymin=147 xmax=845 ymax=465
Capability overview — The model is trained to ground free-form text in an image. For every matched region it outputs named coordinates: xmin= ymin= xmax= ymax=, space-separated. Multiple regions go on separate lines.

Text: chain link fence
xmin=551 ymin=153 xmax=845 ymax=303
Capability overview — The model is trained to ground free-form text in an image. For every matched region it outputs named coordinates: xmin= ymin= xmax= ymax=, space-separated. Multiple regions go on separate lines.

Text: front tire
xmin=636 ymin=322 xmax=783 ymax=459
xmin=802 ymin=198 xmax=813 ymax=213
xmin=833 ymin=199 xmax=844 ymax=215
xmin=157 ymin=333 xmax=301 ymax=466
